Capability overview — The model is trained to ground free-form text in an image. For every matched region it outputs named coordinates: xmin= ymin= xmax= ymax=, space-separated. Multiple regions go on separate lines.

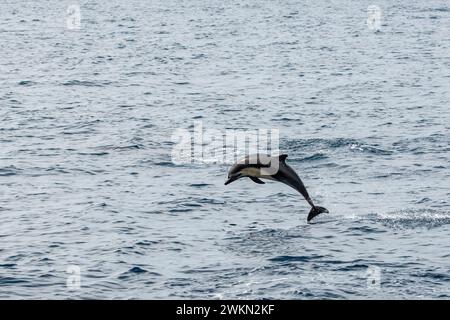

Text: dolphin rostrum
xmin=225 ymin=154 xmax=329 ymax=222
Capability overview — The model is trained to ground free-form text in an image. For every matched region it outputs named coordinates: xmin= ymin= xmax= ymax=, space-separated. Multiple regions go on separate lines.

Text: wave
xmin=18 ymin=80 xmax=36 ymax=86
xmin=61 ymin=80 xmax=114 ymax=87
xmin=0 ymin=165 xmax=21 ymax=177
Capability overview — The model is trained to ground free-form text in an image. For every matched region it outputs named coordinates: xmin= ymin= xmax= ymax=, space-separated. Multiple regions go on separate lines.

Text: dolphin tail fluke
xmin=307 ymin=206 xmax=329 ymax=222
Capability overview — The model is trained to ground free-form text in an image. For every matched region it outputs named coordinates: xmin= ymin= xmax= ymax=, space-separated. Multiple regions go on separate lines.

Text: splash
xmin=376 ymin=209 xmax=450 ymax=229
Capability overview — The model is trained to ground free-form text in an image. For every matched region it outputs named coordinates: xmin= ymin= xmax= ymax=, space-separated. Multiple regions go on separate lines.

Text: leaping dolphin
xmin=225 ymin=154 xmax=329 ymax=222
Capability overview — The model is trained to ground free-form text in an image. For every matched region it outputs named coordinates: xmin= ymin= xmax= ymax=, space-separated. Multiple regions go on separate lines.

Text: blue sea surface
xmin=0 ymin=0 xmax=449 ymax=299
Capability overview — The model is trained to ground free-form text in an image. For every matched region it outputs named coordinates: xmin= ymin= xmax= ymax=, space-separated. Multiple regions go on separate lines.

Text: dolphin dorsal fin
xmin=278 ymin=154 xmax=288 ymax=162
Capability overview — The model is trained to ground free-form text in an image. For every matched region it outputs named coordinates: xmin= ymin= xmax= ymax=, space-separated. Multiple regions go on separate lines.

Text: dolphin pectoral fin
xmin=249 ymin=177 xmax=265 ymax=184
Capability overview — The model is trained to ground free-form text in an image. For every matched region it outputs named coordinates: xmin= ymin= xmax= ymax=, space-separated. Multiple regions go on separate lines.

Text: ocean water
xmin=1 ymin=0 xmax=449 ymax=299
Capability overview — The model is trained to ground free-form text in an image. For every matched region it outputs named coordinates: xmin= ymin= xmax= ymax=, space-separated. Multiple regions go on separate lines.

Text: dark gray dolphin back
xmin=227 ymin=154 xmax=277 ymax=175
xmin=274 ymin=156 xmax=312 ymax=204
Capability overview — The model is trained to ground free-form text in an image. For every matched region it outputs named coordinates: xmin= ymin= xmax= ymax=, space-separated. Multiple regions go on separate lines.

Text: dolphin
xmin=225 ymin=154 xmax=329 ymax=222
